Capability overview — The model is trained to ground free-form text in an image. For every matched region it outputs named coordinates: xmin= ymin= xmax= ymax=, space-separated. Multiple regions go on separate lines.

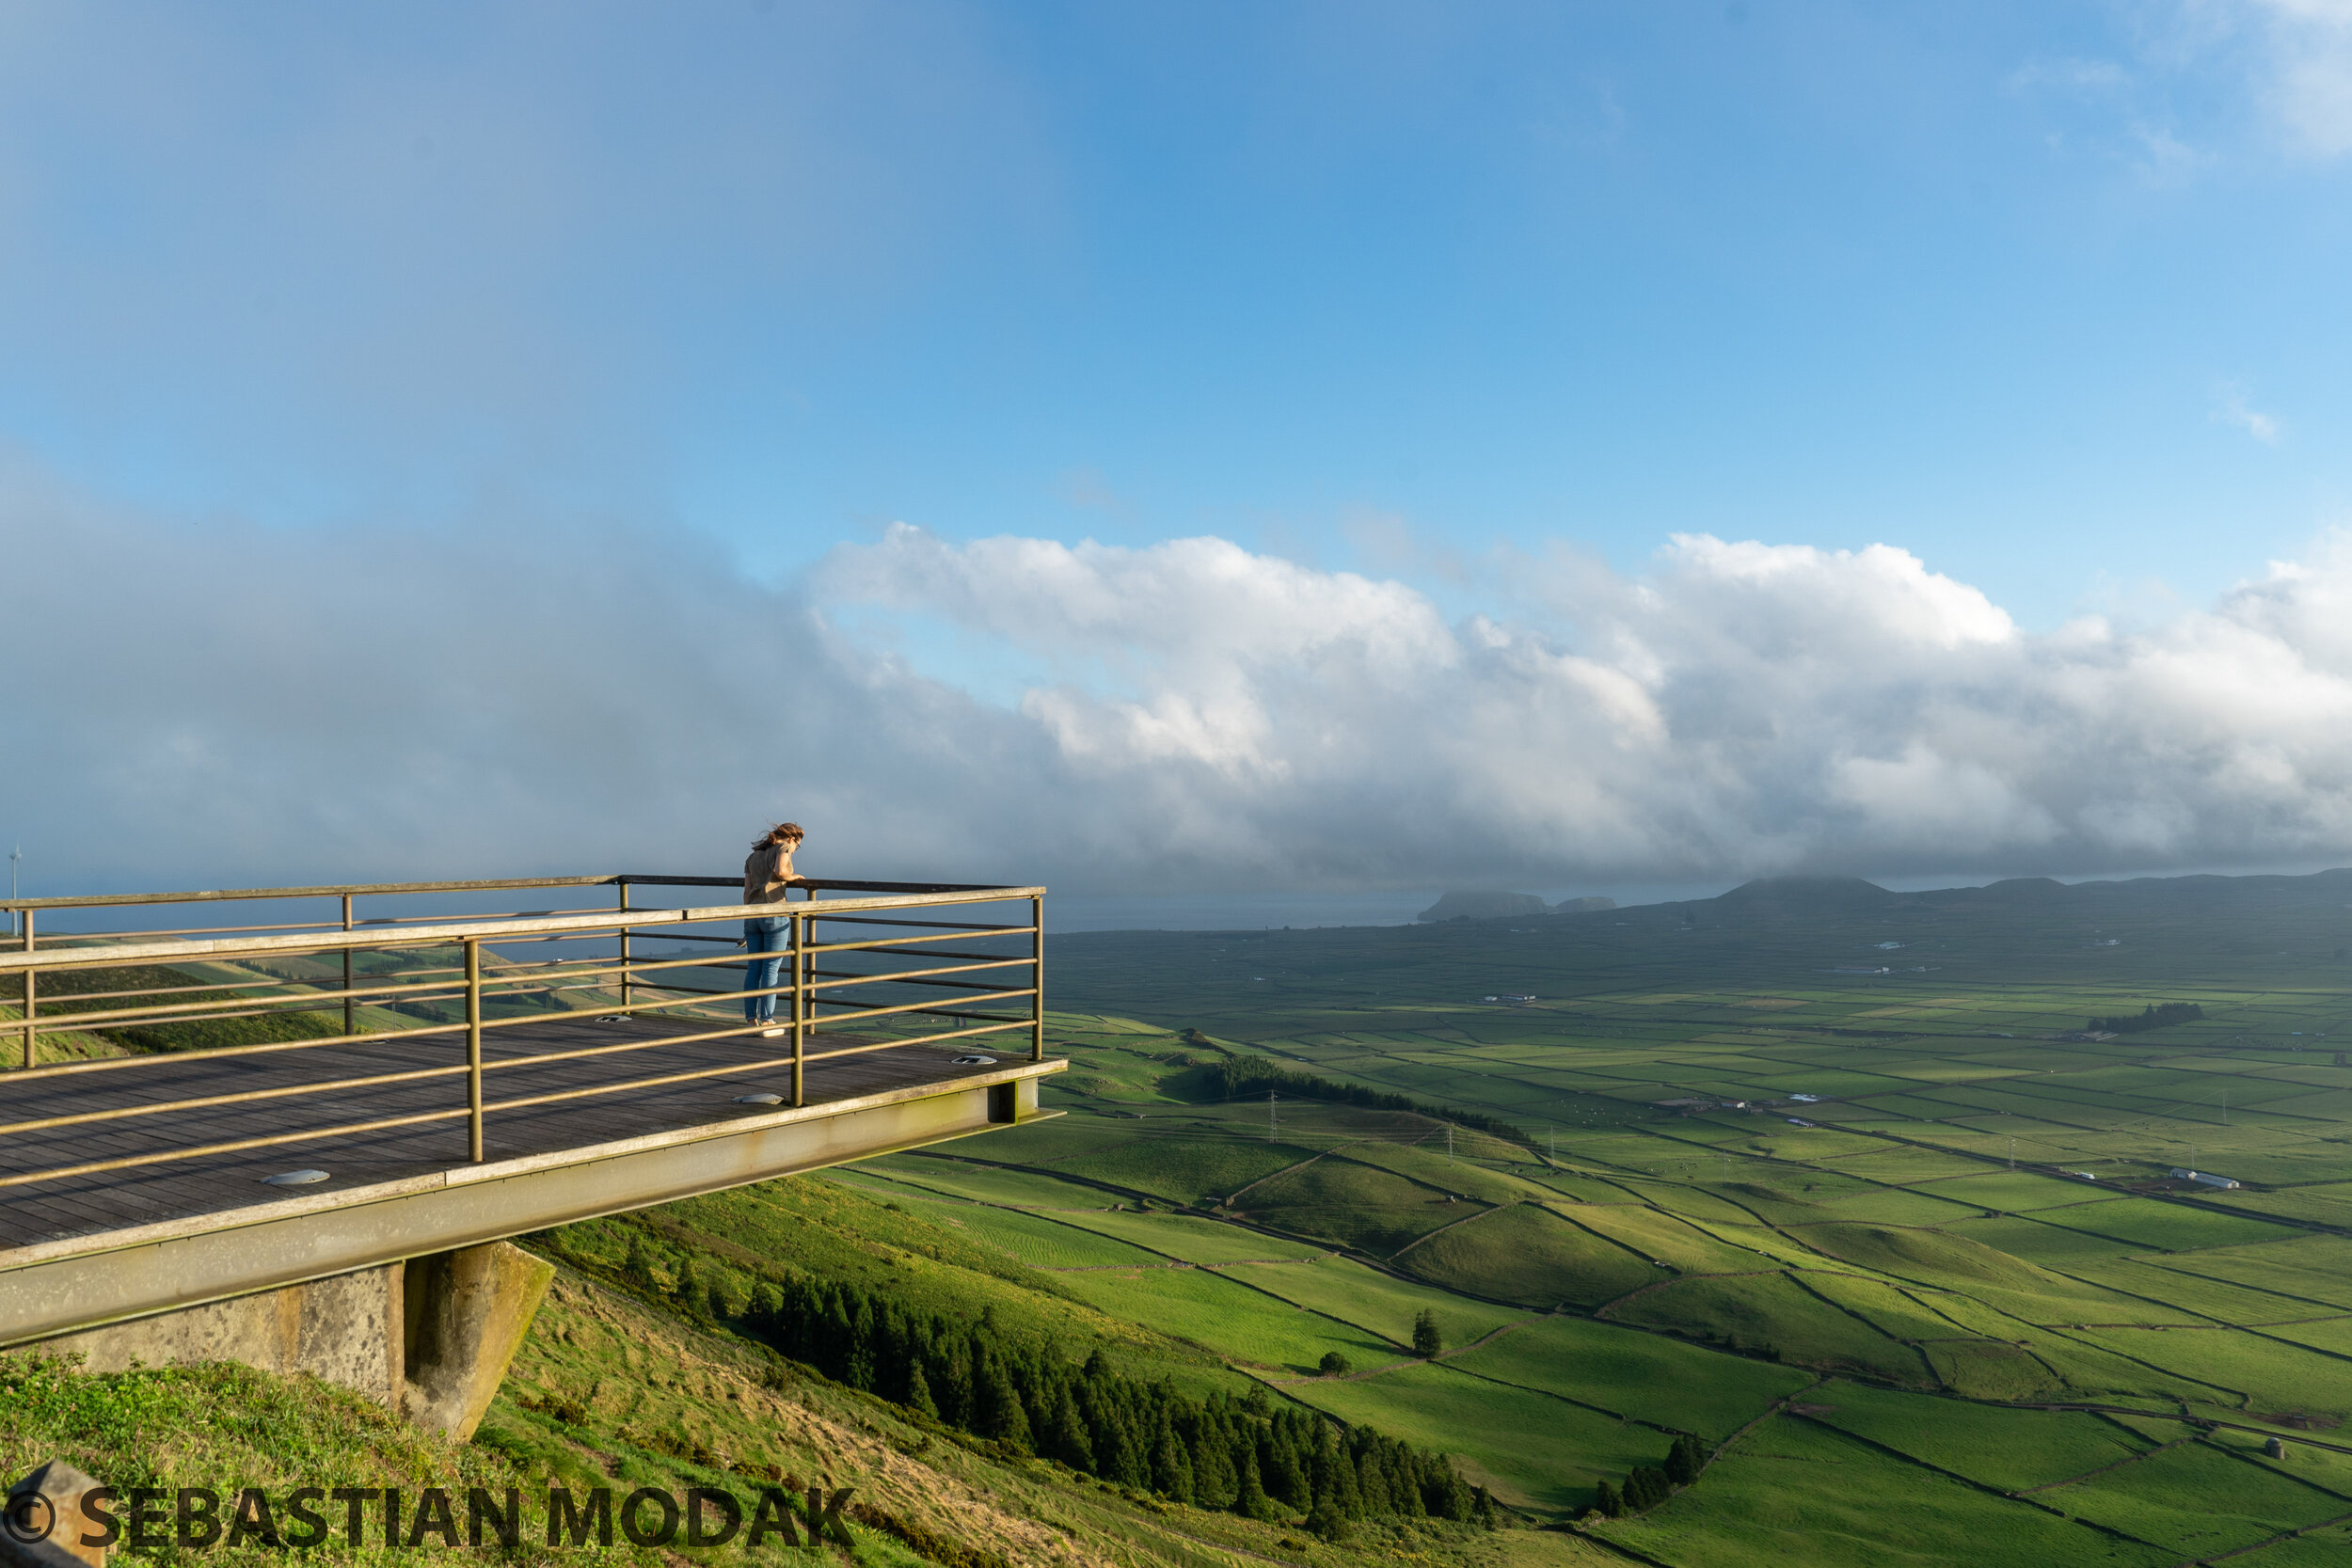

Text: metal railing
xmin=0 ymin=873 xmax=1044 ymax=1189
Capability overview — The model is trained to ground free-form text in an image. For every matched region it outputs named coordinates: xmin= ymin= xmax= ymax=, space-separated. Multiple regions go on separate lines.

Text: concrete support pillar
xmin=21 ymin=1241 xmax=551 ymax=1445
xmin=401 ymin=1241 xmax=554 ymax=1440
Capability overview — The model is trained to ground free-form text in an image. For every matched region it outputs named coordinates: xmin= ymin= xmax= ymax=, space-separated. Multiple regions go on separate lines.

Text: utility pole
xmin=1446 ymin=1124 xmax=1454 ymax=1163
xmin=1268 ymin=1090 xmax=1277 ymax=1143
xmin=2008 ymin=1137 xmax=2014 ymax=1169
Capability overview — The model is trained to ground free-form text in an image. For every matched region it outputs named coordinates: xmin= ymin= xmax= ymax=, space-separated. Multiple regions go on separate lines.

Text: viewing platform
xmin=0 ymin=872 xmax=1061 ymax=1434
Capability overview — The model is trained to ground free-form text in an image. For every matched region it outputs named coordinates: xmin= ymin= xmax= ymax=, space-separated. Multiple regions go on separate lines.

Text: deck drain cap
xmin=262 ymin=1169 xmax=330 ymax=1186
xmin=952 ymin=1055 xmax=997 ymax=1066
xmin=732 ymin=1093 xmax=785 ymax=1105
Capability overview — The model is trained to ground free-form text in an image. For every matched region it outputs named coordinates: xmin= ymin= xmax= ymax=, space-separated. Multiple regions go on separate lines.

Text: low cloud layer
xmin=11 ymin=483 xmax=2352 ymax=895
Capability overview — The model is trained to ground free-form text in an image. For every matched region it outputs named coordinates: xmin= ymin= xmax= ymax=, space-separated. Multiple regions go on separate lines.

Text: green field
xmin=946 ymin=869 xmax=2352 ymax=1562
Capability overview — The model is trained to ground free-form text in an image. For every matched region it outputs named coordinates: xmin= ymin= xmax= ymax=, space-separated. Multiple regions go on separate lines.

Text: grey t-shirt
xmin=742 ymin=842 xmax=799 ymax=904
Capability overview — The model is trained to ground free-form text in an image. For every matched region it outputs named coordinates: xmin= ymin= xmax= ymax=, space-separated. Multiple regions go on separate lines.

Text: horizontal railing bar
xmin=478 ymin=1021 xmax=1032 ymax=1117
xmin=796 ymin=927 xmax=1036 ymax=958
xmin=10 ymin=940 xmax=718 ymax=1028
xmin=804 ymin=958 xmax=1030 ymax=992
xmin=806 ymin=913 xmax=1034 ymax=932
xmin=1 ymin=873 xmax=1026 ymax=915
xmin=32 ymin=908 xmax=631 ymax=947
xmin=803 ymin=987 xmax=1035 ymax=1026
xmin=803 ymin=1022 xmax=1029 ymax=1063
xmin=21 ymin=973 xmax=469 ymax=1030
xmin=812 ymin=943 xmax=1035 ymax=966
xmin=615 ymin=877 xmax=1036 ymax=900
xmin=0 ymin=890 xmax=1049 ymax=974
xmin=0 ymin=1058 xmax=475 ymax=1137
xmin=18 ymin=999 xmax=378 ymax=1041
xmin=28 ymin=974 xmax=322 ymax=1006
xmin=38 ymin=917 xmax=365 ymax=944
xmin=1 ymin=876 xmax=630 ymax=913
xmin=0 ymin=1105 xmax=479 ymax=1190
xmin=335 ymin=907 xmax=623 ymax=931
xmin=614 ymin=875 xmax=1024 ymax=896
xmin=796 ymin=878 xmax=1029 ymax=895
xmin=0 ymin=1017 xmax=475 ymax=1082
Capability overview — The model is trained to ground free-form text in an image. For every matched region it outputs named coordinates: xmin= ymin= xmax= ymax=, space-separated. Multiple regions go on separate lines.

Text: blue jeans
xmin=743 ymin=915 xmax=793 ymax=1023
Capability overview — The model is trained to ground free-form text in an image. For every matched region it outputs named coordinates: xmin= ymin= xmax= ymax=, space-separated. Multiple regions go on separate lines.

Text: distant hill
xmin=1417 ymin=890 xmax=1549 ymax=922
xmin=1416 ymin=890 xmax=1620 ymax=922
xmin=1712 ymin=876 xmax=1896 ymax=913
xmin=1708 ymin=868 xmax=2352 ymax=918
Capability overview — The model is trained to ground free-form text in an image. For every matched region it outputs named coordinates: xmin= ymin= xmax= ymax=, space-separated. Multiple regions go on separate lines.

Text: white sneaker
xmin=759 ymin=1026 xmax=789 ymax=1037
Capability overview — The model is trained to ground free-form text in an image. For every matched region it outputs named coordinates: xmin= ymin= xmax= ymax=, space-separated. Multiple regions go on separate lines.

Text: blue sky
xmin=8 ymin=1 xmax=2352 ymax=895
xmin=5 ymin=2 xmax=2346 ymax=620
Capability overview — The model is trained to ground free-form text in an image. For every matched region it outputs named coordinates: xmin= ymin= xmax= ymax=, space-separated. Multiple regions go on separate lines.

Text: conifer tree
xmin=978 ymin=1354 xmax=1032 ymax=1451
xmin=1665 ymin=1433 xmax=1704 ymax=1486
xmin=1593 ymin=1481 xmax=1622 ymax=1518
xmin=1411 ymin=1308 xmax=1443 ymax=1357
xmin=1049 ymin=1389 xmax=1096 ymax=1472
xmin=905 ymin=1361 xmax=939 ymax=1420
xmin=1232 ymin=1446 xmax=1273 ymax=1520
xmin=935 ymin=1344 xmax=975 ymax=1428
xmin=1270 ymin=1432 xmax=1311 ymax=1508
xmin=1152 ymin=1428 xmax=1195 ymax=1503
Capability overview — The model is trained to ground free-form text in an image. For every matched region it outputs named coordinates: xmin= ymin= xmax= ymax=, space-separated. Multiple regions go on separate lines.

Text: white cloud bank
xmin=10 ymin=484 xmax=2352 ymax=895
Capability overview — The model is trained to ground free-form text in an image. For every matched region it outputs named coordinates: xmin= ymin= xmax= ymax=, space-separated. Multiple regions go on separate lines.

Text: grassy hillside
xmin=31 ymin=867 xmax=2352 ymax=1565
xmin=898 ymin=870 xmax=2352 ymax=1562
xmin=8 ymin=1245 xmax=1603 ymax=1568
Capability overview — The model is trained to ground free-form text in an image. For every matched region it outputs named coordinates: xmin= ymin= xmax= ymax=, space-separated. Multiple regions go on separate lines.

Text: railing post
xmin=16 ymin=909 xmax=32 ymax=1071
xmin=790 ymin=909 xmax=805 ymax=1108
xmin=617 ymin=880 xmax=632 ymax=1011
xmin=341 ymin=894 xmax=355 ymax=1036
xmin=1031 ymin=895 xmax=1044 ymax=1063
xmin=465 ymin=937 xmax=485 ymax=1163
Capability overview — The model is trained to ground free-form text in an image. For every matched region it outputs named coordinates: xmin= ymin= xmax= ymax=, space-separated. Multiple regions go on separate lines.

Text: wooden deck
xmin=0 ymin=1014 xmax=1028 ymax=1254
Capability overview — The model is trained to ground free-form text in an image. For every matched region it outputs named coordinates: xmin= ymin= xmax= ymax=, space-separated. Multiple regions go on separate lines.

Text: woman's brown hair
xmin=752 ymin=822 xmax=804 ymax=850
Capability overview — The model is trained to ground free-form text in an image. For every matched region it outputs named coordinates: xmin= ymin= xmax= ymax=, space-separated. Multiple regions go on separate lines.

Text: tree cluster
xmin=2086 ymin=1002 xmax=2203 ymax=1035
xmin=1591 ymin=1434 xmax=1705 ymax=1519
xmin=1184 ymin=1055 xmax=1530 ymax=1144
xmin=739 ymin=1272 xmax=1495 ymax=1532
